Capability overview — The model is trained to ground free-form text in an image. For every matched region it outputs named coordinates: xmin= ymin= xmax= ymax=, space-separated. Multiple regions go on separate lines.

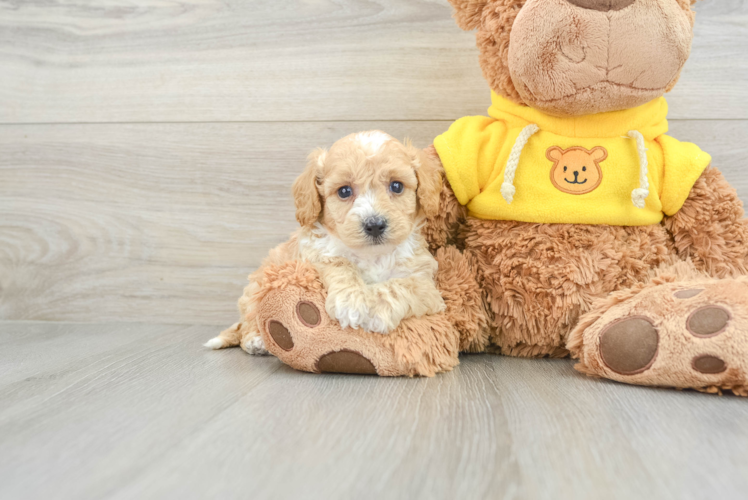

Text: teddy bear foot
xmin=569 ymin=272 xmax=748 ymax=396
xmin=254 ymin=261 xmax=461 ymax=377
xmin=257 ymin=285 xmax=382 ymax=375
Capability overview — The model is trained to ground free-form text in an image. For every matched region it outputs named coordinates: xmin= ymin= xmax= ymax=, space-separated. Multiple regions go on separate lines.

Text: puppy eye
xmin=337 ymin=186 xmax=353 ymax=199
xmin=390 ymin=181 xmax=404 ymax=194
xmin=563 ymin=166 xmax=567 ymax=172
xmin=582 ymin=166 xmax=587 ymax=172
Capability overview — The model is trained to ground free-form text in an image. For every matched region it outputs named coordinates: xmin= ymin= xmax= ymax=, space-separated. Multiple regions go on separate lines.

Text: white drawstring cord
xmin=501 ymin=124 xmax=540 ymax=204
xmin=628 ymin=130 xmax=650 ymax=209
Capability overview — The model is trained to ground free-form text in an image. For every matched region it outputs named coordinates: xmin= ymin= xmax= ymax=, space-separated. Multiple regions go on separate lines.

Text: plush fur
xmin=209 ymin=132 xmax=445 ymax=351
xmin=422 ymin=0 xmax=748 ymax=394
xmin=230 ymin=0 xmax=748 ymax=395
xmin=568 ymin=262 xmax=748 ymax=397
xmin=456 ymin=0 xmax=696 ymax=116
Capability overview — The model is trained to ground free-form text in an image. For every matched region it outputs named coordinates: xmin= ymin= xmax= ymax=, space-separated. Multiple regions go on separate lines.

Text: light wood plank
xmin=0 ymin=322 xmax=746 ymax=500
xmin=0 ymin=0 xmax=745 ymax=123
xmin=2 ymin=119 xmax=747 ymax=325
xmin=0 ymin=322 xmax=281 ymax=500
xmin=0 ymin=121 xmax=449 ymax=324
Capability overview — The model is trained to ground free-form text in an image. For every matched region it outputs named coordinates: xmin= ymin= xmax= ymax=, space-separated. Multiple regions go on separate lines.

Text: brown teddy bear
xmin=237 ymin=0 xmax=748 ymax=395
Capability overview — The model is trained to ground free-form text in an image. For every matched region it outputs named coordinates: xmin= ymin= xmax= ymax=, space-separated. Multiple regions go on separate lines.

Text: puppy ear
xmin=407 ymin=141 xmax=443 ymax=218
xmin=682 ymin=0 xmax=698 ymax=26
xmin=292 ymin=148 xmax=325 ymax=228
xmin=448 ymin=0 xmax=490 ymax=31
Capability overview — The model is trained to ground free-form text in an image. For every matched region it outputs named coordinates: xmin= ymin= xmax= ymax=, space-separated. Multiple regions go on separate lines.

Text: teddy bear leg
xmin=254 ymin=261 xmax=460 ymax=377
xmin=568 ymin=262 xmax=748 ymax=396
xmin=664 ymin=166 xmax=748 ymax=278
xmin=433 ymin=245 xmax=489 ymax=352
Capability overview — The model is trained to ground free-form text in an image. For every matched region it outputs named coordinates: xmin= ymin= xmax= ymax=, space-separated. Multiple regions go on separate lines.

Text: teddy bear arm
xmin=421 ymin=144 xmax=468 ymax=252
xmin=663 ymin=165 xmax=748 ymax=278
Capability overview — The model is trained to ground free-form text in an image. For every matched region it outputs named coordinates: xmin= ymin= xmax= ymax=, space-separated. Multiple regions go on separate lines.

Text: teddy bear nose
xmin=566 ymin=0 xmax=636 ymax=11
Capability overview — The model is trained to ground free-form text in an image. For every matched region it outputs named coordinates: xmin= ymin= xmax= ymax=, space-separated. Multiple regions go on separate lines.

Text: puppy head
xmin=292 ymin=131 xmax=442 ymax=252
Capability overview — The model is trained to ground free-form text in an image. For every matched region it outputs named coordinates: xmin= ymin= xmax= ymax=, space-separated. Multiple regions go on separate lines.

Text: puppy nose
xmin=565 ymin=0 xmax=635 ymax=11
xmin=363 ymin=217 xmax=387 ymax=238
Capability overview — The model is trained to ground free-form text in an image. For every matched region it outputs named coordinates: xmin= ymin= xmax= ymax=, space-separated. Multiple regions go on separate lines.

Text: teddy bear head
xmin=449 ymin=0 xmax=698 ymax=117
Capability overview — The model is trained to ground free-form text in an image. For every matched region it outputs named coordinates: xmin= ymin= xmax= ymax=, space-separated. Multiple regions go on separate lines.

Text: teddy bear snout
xmin=566 ymin=0 xmax=636 ymax=11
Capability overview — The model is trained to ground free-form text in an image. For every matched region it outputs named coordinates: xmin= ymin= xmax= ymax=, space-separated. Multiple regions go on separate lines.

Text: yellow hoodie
xmin=434 ymin=92 xmax=711 ymax=226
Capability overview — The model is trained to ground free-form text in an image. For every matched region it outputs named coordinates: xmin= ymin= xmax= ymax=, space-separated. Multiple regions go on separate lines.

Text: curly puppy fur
xmin=210 ymin=131 xmax=446 ymax=351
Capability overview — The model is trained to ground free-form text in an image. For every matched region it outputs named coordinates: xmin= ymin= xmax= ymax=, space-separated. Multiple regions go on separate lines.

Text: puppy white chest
xmin=354 ymin=255 xmax=411 ymax=284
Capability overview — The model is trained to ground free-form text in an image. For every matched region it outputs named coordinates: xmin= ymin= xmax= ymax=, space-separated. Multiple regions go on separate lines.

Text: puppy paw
xmin=363 ymin=315 xmax=391 ymax=335
xmin=326 ymin=290 xmax=371 ymax=330
xmin=242 ymin=335 xmax=270 ymax=356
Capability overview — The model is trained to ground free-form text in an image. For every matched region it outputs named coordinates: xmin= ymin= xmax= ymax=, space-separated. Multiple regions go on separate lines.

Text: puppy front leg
xmin=366 ymin=275 xmax=446 ymax=334
xmin=317 ymin=259 xmax=373 ymax=330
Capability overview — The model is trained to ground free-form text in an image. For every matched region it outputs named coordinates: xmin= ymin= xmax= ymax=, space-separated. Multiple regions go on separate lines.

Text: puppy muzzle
xmin=362 ymin=216 xmax=388 ymax=243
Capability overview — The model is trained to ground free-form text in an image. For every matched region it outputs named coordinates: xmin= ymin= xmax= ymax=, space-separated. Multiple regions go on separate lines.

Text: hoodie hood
xmin=488 ymin=91 xmax=670 ymax=141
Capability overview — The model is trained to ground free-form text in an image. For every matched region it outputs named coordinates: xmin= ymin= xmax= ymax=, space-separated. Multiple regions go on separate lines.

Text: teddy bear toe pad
xmin=686 ymin=306 xmax=731 ymax=337
xmin=267 ymin=320 xmax=294 ymax=350
xmin=296 ymin=301 xmax=321 ymax=328
xmin=692 ymin=354 xmax=727 ymax=374
xmin=573 ymin=279 xmax=748 ymax=396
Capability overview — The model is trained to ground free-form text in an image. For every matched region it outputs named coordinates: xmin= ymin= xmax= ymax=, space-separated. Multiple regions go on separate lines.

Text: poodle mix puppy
xmin=205 ymin=131 xmax=446 ymax=355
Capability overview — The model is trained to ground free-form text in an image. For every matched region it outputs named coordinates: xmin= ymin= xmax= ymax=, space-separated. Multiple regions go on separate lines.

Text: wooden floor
xmin=2 ymin=1 xmax=748 ymax=498
xmin=0 ymin=321 xmax=746 ymax=500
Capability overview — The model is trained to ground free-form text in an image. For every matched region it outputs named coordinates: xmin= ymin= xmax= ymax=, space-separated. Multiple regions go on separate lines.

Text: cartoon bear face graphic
xmin=547 ymin=146 xmax=608 ymax=195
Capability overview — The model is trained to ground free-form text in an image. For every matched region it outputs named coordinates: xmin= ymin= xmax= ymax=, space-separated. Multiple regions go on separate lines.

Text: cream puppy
xmin=206 ymin=131 xmax=446 ymax=355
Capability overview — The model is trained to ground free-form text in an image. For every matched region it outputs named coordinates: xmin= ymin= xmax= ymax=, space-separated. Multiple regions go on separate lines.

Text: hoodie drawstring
xmin=627 ymin=130 xmax=650 ymax=209
xmin=501 ymin=124 xmax=539 ymax=204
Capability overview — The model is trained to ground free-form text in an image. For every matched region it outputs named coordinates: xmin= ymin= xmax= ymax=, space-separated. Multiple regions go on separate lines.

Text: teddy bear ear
xmin=590 ymin=147 xmax=609 ymax=162
xmin=546 ymin=147 xmax=564 ymax=162
xmin=447 ymin=0 xmax=491 ymax=31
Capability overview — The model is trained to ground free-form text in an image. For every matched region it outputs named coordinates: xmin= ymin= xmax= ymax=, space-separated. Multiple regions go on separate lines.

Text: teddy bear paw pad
xmin=316 ymin=350 xmax=378 ymax=375
xmin=599 ymin=317 xmax=659 ymax=375
xmin=268 ymin=320 xmax=294 ymax=351
xmin=574 ymin=279 xmax=748 ymax=395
